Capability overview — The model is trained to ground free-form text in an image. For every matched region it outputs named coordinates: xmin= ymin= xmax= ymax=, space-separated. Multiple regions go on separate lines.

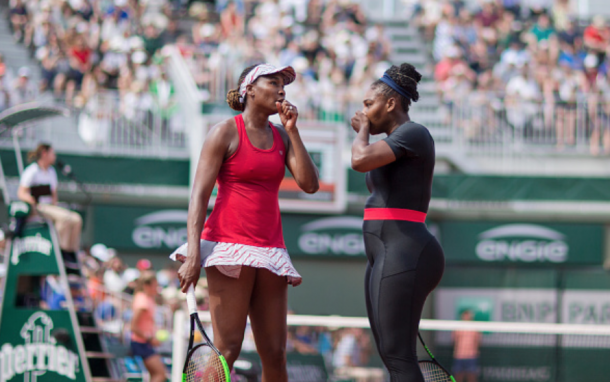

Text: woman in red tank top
xmin=176 ymin=63 xmax=319 ymax=382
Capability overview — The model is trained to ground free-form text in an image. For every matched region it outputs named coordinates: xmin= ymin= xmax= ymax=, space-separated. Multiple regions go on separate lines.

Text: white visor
xmin=238 ymin=63 xmax=296 ymax=103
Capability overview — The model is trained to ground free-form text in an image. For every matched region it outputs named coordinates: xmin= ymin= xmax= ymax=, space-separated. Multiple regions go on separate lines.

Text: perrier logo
xmin=10 ymin=234 xmax=53 ymax=265
xmin=0 ymin=312 xmax=80 ymax=381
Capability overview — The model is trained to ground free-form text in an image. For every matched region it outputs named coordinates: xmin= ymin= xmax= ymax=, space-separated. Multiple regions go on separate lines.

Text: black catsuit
xmin=363 ymin=121 xmax=445 ymax=382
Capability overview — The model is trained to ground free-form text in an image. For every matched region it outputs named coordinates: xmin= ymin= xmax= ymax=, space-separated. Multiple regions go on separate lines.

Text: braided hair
xmin=226 ymin=64 xmax=260 ymax=112
xmin=372 ymin=63 xmax=422 ymax=112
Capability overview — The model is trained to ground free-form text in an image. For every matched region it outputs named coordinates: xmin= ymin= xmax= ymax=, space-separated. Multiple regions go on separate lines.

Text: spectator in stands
xmin=452 ymin=310 xmax=482 ymax=382
xmin=104 ymin=255 xmax=128 ymax=293
xmin=555 ymin=63 xmax=579 ymax=149
xmin=0 ymin=57 xmax=10 ymax=111
xmin=9 ymin=0 xmax=29 ymax=42
xmin=47 ymin=275 xmax=88 ymax=312
xmin=526 ymin=13 xmax=556 ymax=45
xmin=505 ymin=64 xmax=542 ymax=132
xmin=584 ymin=16 xmax=610 ymax=66
xmin=130 ymin=271 xmax=166 ymax=382
xmin=332 ymin=327 xmax=363 ymax=370
xmin=18 ymin=144 xmax=83 ymax=265
xmin=11 ymin=67 xmax=36 ymax=105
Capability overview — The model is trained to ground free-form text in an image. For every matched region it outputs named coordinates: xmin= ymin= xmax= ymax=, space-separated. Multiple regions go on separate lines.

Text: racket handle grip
xmin=186 ymin=285 xmax=198 ymax=315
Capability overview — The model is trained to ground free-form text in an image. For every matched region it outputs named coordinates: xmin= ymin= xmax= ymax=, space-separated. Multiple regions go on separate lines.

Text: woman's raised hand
xmin=276 ymin=100 xmax=299 ymax=131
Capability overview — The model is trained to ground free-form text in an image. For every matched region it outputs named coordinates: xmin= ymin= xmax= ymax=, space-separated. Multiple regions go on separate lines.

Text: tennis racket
xmin=183 ymin=285 xmax=231 ymax=382
xmin=418 ymin=332 xmax=456 ymax=382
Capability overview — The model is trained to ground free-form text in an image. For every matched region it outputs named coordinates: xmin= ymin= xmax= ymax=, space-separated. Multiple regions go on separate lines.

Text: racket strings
xmin=185 ymin=346 xmax=228 ymax=382
xmin=419 ymin=361 xmax=453 ymax=382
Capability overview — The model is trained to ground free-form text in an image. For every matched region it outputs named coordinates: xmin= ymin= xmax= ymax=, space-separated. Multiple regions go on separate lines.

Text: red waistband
xmin=363 ymin=208 xmax=427 ymax=222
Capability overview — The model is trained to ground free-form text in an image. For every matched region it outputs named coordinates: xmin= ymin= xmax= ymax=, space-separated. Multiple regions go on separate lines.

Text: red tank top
xmin=202 ymin=114 xmax=286 ymax=248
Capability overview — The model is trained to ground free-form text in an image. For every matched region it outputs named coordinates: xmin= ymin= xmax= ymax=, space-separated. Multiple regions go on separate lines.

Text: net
xmin=184 ymin=345 xmax=228 ymax=382
xmin=419 ymin=360 xmax=453 ymax=382
xmin=419 ymin=320 xmax=610 ymax=382
xmin=176 ymin=313 xmax=610 ymax=382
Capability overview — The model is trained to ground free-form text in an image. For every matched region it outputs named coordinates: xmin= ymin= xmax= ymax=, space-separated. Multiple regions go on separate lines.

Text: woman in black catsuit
xmin=351 ymin=63 xmax=445 ymax=382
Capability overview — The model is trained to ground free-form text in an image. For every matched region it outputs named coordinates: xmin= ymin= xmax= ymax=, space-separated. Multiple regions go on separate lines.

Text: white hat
xmin=131 ymin=50 xmax=147 ymax=64
xmin=18 ymin=67 xmax=30 ymax=77
xmin=584 ymin=54 xmax=598 ymax=69
xmin=90 ymin=243 xmax=111 ymax=262
xmin=239 ymin=64 xmax=296 ymax=103
xmin=123 ymin=268 xmax=140 ymax=283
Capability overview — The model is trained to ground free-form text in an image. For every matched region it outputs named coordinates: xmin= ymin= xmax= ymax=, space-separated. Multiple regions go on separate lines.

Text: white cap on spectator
xmin=446 ymin=46 xmax=460 ymax=59
xmin=132 ymin=50 xmax=147 ymax=64
xmin=129 ymin=36 xmax=144 ymax=50
xmin=90 ymin=243 xmax=112 ymax=262
xmin=115 ymin=0 xmax=127 ymax=7
xmin=123 ymin=268 xmax=140 ymax=283
xmin=200 ymin=24 xmax=216 ymax=38
xmin=69 ymin=0 xmax=83 ymax=10
xmin=593 ymin=15 xmax=606 ymax=28
xmin=18 ymin=67 xmax=30 ymax=77
xmin=292 ymin=57 xmax=309 ymax=73
xmin=76 ymin=21 xmax=88 ymax=34
xmin=585 ymin=54 xmax=599 ymax=69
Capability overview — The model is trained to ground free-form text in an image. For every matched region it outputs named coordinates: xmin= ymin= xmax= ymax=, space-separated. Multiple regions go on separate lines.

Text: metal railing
xmin=87 ymin=282 xmax=174 ymax=345
xmin=0 ymin=92 xmax=190 ymax=158
xmin=444 ymin=96 xmax=610 ymax=156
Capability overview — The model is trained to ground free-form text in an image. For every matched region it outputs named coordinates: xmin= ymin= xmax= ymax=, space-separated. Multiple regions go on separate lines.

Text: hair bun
xmin=398 ymin=63 xmax=422 ymax=84
xmin=226 ymin=89 xmax=244 ymax=112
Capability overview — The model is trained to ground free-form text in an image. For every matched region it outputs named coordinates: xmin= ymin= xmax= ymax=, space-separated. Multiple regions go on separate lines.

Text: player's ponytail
xmin=226 ymin=64 xmax=259 ymax=112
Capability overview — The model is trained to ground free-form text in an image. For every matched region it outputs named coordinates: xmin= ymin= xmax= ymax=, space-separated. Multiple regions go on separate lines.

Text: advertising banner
xmin=439 ymin=221 xmax=604 ymax=265
xmin=94 ymin=205 xmax=367 ymax=257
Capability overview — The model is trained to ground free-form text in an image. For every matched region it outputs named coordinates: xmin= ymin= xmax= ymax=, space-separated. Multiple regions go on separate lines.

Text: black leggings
xmin=363 ymin=220 xmax=445 ymax=382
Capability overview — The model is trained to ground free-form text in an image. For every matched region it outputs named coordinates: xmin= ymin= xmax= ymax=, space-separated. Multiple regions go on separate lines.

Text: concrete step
xmin=391 ymin=40 xmax=424 ymax=49
xmin=389 ymin=54 xmax=427 ymax=66
xmin=385 ymin=26 xmax=418 ymax=37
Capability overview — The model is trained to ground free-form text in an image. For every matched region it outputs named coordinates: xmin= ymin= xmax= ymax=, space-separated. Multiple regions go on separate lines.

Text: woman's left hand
xmin=276 ymin=100 xmax=298 ymax=132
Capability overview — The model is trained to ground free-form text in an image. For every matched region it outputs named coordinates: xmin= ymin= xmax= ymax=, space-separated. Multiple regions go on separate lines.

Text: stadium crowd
xmin=418 ymin=0 xmax=610 ymax=154
xmin=4 ymin=0 xmax=393 ymax=124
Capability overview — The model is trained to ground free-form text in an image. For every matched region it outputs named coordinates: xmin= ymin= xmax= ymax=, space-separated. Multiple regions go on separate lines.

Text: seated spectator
xmin=505 ymin=64 xmax=542 ymax=131
xmin=584 ymin=16 xmax=610 ymax=66
xmin=527 ymin=13 xmax=555 ymax=43
xmin=104 ymin=255 xmax=129 ymax=293
xmin=9 ymin=0 xmax=29 ymax=42
xmin=47 ymin=275 xmax=88 ymax=311
xmin=11 ymin=67 xmax=37 ymax=105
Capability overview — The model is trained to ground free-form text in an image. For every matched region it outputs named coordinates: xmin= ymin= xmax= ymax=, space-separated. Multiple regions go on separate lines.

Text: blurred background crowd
xmin=3 ymin=0 xmax=610 ymax=152
xmin=421 ymin=0 xmax=610 ymax=153
xmin=3 ymin=0 xmax=393 ymax=123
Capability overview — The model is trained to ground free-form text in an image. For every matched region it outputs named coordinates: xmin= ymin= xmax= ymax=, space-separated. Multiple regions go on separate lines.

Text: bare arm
xmin=178 ymin=121 xmax=233 ymax=292
xmin=17 ymin=185 xmax=37 ymax=205
xmin=51 ymin=189 xmax=58 ymax=205
xmin=350 ymin=111 xmax=397 ymax=173
xmin=277 ymin=101 xmax=319 ymax=194
xmin=130 ymin=306 xmax=160 ymax=346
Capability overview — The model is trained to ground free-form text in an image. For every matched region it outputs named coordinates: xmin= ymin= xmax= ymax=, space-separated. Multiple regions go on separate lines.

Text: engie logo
xmin=11 ymin=234 xmax=53 ymax=265
xmin=475 ymin=224 xmax=568 ymax=263
xmin=0 ymin=312 xmax=80 ymax=381
xmin=298 ymin=217 xmax=364 ymax=256
xmin=132 ymin=210 xmax=188 ymax=249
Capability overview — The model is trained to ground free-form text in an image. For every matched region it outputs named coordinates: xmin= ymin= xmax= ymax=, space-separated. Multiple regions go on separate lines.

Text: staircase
xmin=0 ymin=8 xmax=40 ymax=84
xmin=383 ymin=20 xmax=451 ymax=143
